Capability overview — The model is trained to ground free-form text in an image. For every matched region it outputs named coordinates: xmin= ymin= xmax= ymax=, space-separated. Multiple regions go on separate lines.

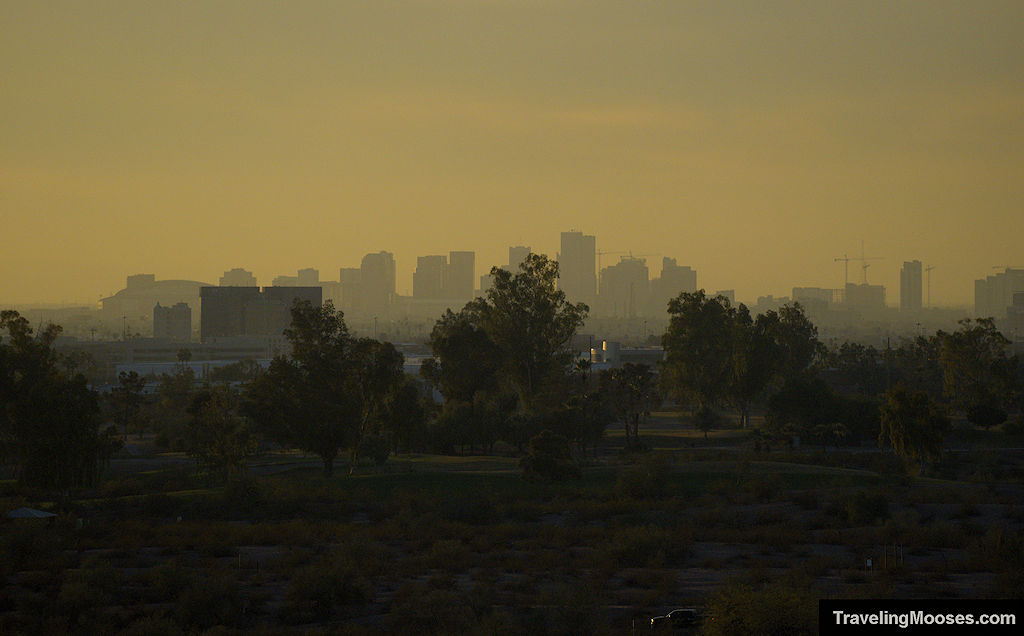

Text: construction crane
xmin=925 ymin=265 xmax=935 ymax=308
xmin=597 ymin=250 xmax=626 ymax=272
xmin=835 ymin=241 xmax=882 ymax=286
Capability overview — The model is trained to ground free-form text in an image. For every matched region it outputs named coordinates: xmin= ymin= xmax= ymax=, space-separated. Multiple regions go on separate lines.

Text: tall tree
xmin=728 ymin=306 xmax=778 ymax=428
xmin=937 ymin=318 xmax=1016 ymax=417
xmin=661 ymin=291 xmax=736 ymax=410
xmin=111 ymin=370 xmax=147 ymax=439
xmin=244 ymin=300 xmax=403 ymax=477
xmin=186 ymin=386 xmax=254 ymax=482
xmin=0 ymin=310 xmax=121 ymax=489
xmin=599 ymin=363 xmax=659 ymax=449
xmin=879 ymin=385 xmax=949 ymax=471
xmin=473 ymin=253 xmax=589 ymax=413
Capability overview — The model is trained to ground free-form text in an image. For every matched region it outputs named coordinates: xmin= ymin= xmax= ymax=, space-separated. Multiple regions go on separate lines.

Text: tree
xmin=599 ymin=363 xmax=659 ymax=449
xmin=111 ymin=370 xmax=147 ymax=439
xmin=519 ymin=430 xmax=580 ymax=482
xmin=244 ymin=300 xmax=403 ymax=477
xmin=186 ymin=386 xmax=254 ymax=481
xmin=661 ymin=291 xmax=736 ymax=410
xmin=0 ymin=310 xmax=121 ymax=489
xmin=937 ymin=318 xmax=1016 ymax=416
xmin=769 ymin=302 xmax=824 ymax=382
xmin=728 ymin=306 xmax=779 ymax=428
xmin=470 ymin=253 xmax=588 ymax=413
xmin=879 ymin=385 xmax=949 ymax=471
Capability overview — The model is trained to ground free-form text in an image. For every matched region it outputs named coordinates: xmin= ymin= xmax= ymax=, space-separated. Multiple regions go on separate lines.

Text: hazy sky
xmin=3 ymin=1 xmax=1022 ymax=306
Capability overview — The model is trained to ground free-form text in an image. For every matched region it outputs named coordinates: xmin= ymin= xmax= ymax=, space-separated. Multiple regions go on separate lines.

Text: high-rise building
xmin=975 ymin=268 xmax=1024 ymax=319
xmin=338 ymin=267 xmax=362 ymax=312
xmin=599 ymin=257 xmax=649 ymax=317
xmin=558 ymin=231 xmax=596 ymax=308
xmin=413 ymin=255 xmax=447 ymax=299
xmin=899 ymin=260 xmax=923 ymax=312
xmin=297 ymin=268 xmax=319 ymax=286
xmin=153 ymin=302 xmax=191 ymax=342
xmin=219 ymin=268 xmax=257 ymax=287
xmin=445 ymin=251 xmax=475 ymax=300
xmin=360 ymin=251 xmax=396 ymax=316
xmin=481 ymin=246 xmax=532 ymax=294
xmin=650 ymin=257 xmax=697 ymax=315
xmin=508 ymin=246 xmax=531 ymax=271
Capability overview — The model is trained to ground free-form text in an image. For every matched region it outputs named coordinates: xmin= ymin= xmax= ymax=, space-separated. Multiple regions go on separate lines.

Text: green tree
xmin=879 ymin=385 xmax=949 ymax=471
xmin=471 ymin=253 xmax=588 ymax=413
xmin=937 ymin=318 xmax=1016 ymax=417
xmin=186 ymin=385 xmax=255 ymax=481
xmin=111 ymin=370 xmax=147 ymax=439
xmin=661 ymin=290 xmax=736 ymax=410
xmin=599 ymin=363 xmax=659 ymax=449
xmin=244 ymin=300 xmax=403 ymax=477
xmin=0 ymin=310 xmax=121 ymax=489
xmin=519 ymin=429 xmax=581 ymax=482
xmin=728 ymin=306 xmax=779 ymax=428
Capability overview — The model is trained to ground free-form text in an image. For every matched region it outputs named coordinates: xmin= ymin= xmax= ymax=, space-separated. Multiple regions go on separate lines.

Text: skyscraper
xmin=413 ymin=255 xmax=447 ymax=299
xmin=360 ymin=251 xmax=396 ymax=316
xmin=558 ymin=231 xmax=596 ymax=308
xmin=899 ymin=260 xmax=923 ymax=312
xmin=445 ymin=251 xmax=475 ymax=300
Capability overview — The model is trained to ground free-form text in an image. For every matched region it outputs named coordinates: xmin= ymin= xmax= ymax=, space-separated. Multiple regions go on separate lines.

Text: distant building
xmin=599 ymin=257 xmax=649 ymax=318
xmin=153 ymin=302 xmax=191 ymax=342
xmin=100 ymin=275 xmax=212 ymax=336
xmin=413 ymin=251 xmax=476 ymax=301
xmin=219 ymin=268 xmax=257 ymax=287
xmin=558 ymin=231 xmax=596 ymax=308
xmin=792 ymin=287 xmax=835 ymax=313
xmin=481 ymin=246 xmax=531 ymax=293
xmin=900 ymin=260 xmax=923 ymax=312
xmin=975 ymin=268 xmax=1024 ymax=319
xmin=1008 ymin=292 xmax=1024 ymax=341
xmin=650 ymin=257 xmax=696 ymax=315
xmin=200 ymin=286 xmax=322 ymax=342
xmin=338 ymin=267 xmax=362 ymax=312
xmin=413 ymin=255 xmax=447 ymax=299
xmin=713 ymin=290 xmax=736 ymax=305
xmin=444 ymin=251 xmax=475 ymax=300
xmin=844 ymin=283 xmax=886 ymax=310
xmin=360 ymin=251 xmax=396 ymax=317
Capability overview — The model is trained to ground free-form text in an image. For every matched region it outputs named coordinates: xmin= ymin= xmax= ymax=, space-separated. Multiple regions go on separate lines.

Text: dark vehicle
xmin=651 ymin=608 xmax=704 ymax=630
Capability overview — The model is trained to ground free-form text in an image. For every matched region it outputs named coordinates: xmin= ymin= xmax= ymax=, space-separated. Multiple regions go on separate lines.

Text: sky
xmin=2 ymin=1 xmax=1022 ymax=306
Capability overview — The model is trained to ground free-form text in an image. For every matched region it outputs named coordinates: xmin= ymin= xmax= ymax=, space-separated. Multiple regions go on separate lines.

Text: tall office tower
xmin=558 ymin=231 xmax=596 ymax=308
xmin=899 ymin=260 xmax=923 ymax=312
xmin=413 ymin=255 xmax=447 ymax=299
xmin=219 ymin=268 xmax=258 ymax=287
xmin=650 ymin=257 xmax=697 ymax=314
xmin=445 ymin=251 xmax=475 ymax=300
xmin=508 ymin=246 xmax=531 ymax=271
xmin=153 ymin=302 xmax=192 ymax=342
xmin=360 ymin=251 xmax=396 ymax=316
xmin=338 ymin=267 xmax=362 ymax=312
xmin=599 ymin=256 xmax=650 ymax=317
xmin=297 ymin=268 xmax=319 ymax=286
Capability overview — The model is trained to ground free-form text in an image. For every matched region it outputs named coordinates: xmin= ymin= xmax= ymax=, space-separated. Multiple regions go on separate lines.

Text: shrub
xmin=280 ymin=558 xmax=372 ymax=623
xmin=615 ymin=453 xmax=669 ymax=499
xmin=520 ymin=430 xmax=581 ymax=482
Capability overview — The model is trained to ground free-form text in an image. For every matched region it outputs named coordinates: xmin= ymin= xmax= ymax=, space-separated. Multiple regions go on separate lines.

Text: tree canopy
xmin=0 ymin=310 xmax=121 ymax=489
xmin=244 ymin=300 xmax=403 ymax=477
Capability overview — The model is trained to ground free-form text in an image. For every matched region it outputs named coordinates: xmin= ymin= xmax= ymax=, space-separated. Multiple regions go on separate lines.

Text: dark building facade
xmin=200 ymin=286 xmax=322 ymax=342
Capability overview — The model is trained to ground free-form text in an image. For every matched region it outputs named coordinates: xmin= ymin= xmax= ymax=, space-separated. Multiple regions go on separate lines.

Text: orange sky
xmin=3 ymin=1 xmax=1022 ymax=306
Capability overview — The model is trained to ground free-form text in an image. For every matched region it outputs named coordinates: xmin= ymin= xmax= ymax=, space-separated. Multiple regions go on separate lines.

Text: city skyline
xmin=4 ymin=2 xmax=1022 ymax=306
